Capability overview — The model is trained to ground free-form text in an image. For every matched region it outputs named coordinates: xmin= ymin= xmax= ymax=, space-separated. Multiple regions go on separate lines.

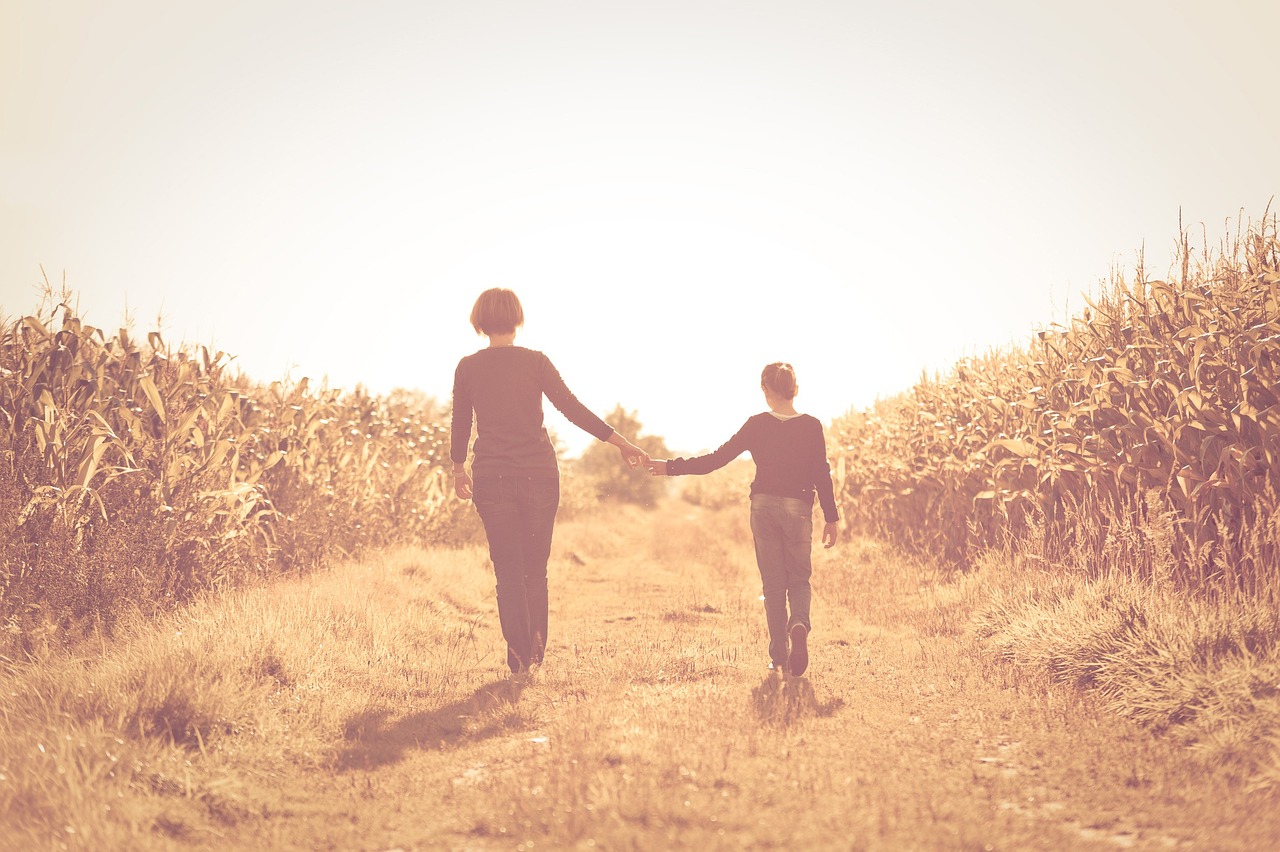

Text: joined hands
xmin=607 ymin=432 xmax=650 ymax=470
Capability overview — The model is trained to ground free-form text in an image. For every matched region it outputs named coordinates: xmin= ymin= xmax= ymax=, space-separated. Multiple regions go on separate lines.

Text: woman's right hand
xmin=454 ymin=467 xmax=473 ymax=500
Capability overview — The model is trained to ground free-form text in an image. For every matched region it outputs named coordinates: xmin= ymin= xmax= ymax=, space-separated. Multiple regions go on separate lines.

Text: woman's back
xmin=451 ymin=346 xmax=612 ymax=478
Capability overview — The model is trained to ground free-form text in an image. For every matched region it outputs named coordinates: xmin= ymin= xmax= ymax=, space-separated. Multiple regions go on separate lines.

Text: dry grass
xmin=973 ymin=551 xmax=1280 ymax=790
xmin=0 ymin=540 xmax=495 ymax=849
xmin=3 ymin=502 xmax=1279 ymax=850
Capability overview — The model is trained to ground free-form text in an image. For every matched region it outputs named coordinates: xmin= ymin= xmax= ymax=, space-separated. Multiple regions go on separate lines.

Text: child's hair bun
xmin=761 ymin=362 xmax=798 ymax=400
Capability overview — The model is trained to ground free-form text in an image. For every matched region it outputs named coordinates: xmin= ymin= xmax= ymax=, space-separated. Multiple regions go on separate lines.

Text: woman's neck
xmin=487 ymin=332 xmax=517 ymax=348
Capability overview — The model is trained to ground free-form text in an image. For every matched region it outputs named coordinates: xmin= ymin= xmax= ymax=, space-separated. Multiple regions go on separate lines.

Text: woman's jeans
xmin=473 ymin=475 xmax=560 ymax=672
xmin=749 ymin=494 xmax=813 ymax=667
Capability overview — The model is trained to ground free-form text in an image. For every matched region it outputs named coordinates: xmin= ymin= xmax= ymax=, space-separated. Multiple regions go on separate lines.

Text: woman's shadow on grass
xmin=338 ymin=677 xmax=528 ymax=770
xmin=752 ymin=672 xmax=844 ymax=727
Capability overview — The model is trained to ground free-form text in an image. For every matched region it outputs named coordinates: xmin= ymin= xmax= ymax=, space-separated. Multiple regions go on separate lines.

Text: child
xmin=646 ymin=363 xmax=839 ymax=676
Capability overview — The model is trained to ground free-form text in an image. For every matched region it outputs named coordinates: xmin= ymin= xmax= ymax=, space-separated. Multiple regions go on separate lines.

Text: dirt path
xmin=210 ymin=504 xmax=1278 ymax=851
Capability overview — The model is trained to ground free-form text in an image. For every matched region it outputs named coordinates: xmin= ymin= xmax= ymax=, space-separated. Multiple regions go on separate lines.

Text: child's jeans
xmin=749 ymin=493 xmax=813 ymax=667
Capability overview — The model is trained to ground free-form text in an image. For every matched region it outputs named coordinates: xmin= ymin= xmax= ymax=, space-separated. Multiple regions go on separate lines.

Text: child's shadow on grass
xmin=338 ymin=677 xmax=528 ymax=770
xmin=752 ymin=673 xmax=844 ymax=727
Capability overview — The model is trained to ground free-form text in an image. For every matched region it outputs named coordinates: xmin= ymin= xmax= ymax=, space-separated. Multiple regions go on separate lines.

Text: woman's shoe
xmin=788 ymin=624 xmax=809 ymax=676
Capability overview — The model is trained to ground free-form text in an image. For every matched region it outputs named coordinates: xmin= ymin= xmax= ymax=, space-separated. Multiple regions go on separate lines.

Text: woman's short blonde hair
xmin=470 ymin=288 xmax=524 ymax=335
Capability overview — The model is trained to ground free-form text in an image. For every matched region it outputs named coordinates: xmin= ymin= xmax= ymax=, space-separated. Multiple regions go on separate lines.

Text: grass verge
xmin=970 ymin=548 xmax=1280 ymax=791
xmin=0 ymin=540 xmax=496 ymax=848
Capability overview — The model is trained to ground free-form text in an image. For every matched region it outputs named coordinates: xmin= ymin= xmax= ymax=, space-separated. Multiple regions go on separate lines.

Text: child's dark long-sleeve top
xmin=667 ymin=412 xmax=839 ymax=523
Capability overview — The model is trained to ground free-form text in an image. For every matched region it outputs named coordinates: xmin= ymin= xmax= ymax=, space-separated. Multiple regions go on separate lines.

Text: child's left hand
xmin=822 ymin=521 xmax=838 ymax=549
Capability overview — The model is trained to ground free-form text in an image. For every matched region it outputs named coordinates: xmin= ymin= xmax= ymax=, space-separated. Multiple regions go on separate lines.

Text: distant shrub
xmin=572 ymin=405 xmax=669 ymax=508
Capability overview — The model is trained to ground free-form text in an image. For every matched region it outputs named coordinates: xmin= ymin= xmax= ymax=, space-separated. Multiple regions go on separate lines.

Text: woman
xmin=647 ymin=363 xmax=838 ymax=676
xmin=451 ymin=288 xmax=648 ymax=674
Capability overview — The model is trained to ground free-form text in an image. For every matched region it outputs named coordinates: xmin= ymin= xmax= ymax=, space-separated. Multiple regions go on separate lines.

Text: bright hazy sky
xmin=3 ymin=1 xmax=1278 ymax=456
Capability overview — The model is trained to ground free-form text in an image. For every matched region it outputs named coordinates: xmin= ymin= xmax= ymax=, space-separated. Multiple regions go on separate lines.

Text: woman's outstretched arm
xmin=539 ymin=352 xmax=648 ymax=468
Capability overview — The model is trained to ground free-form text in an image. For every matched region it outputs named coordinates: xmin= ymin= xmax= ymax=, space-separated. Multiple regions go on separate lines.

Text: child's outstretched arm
xmin=647 ymin=422 xmax=752 ymax=478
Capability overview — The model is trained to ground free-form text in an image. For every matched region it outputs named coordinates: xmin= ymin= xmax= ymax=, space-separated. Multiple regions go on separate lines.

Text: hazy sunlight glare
xmin=2 ymin=0 xmax=1276 ymax=456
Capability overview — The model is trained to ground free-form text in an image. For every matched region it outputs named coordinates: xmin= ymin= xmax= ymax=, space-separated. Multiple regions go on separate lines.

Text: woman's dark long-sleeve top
xmin=668 ymin=412 xmax=840 ymax=523
xmin=450 ymin=346 xmax=614 ymax=478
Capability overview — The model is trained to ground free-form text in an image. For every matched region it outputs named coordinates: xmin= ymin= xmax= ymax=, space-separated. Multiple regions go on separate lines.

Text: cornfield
xmin=0 ymin=285 xmax=473 ymax=655
xmin=832 ymin=214 xmax=1280 ymax=592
